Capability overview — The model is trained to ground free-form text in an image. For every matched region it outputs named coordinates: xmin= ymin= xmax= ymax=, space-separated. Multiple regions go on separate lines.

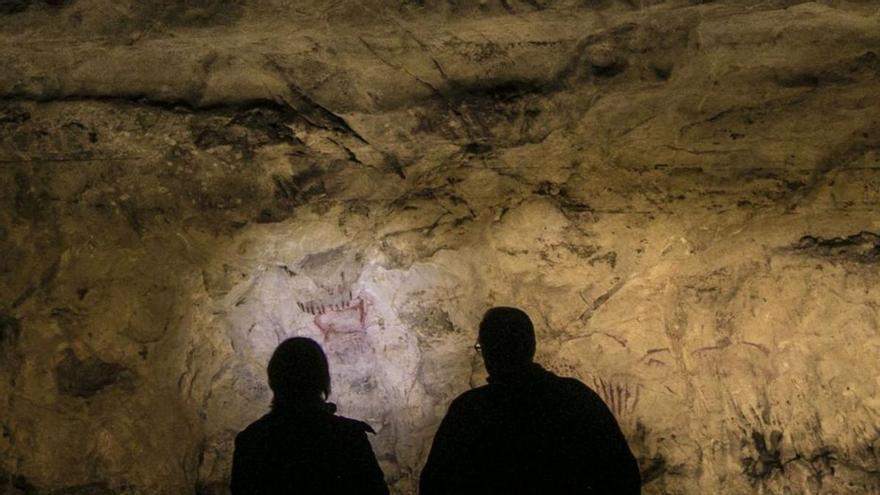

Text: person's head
xmin=267 ymin=337 xmax=331 ymax=407
xmin=478 ymin=307 xmax=536 ymax=376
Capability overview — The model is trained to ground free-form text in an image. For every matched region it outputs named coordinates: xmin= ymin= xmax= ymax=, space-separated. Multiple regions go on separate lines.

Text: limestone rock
xmin=1 ymin=1 xmax=879 ymax=494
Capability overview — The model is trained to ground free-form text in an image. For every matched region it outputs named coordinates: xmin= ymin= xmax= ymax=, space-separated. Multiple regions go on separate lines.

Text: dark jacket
xmin=419 ymin=364 xmax=641 ymax=495
xmin=231 ymin=402 xmax=389 ymax=495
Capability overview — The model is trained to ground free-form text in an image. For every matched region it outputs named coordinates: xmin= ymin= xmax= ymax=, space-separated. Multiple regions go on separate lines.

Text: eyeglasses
xmin=473 ymin=342 xmax=482 ymax=353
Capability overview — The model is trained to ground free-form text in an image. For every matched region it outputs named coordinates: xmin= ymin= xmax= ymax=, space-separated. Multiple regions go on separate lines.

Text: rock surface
xmin=1 ymin=1 xmax=879 ymax=493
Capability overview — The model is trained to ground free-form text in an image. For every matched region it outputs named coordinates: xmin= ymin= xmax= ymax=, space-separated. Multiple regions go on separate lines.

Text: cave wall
xmin=2 ymin=0 xmax=879 ymax=493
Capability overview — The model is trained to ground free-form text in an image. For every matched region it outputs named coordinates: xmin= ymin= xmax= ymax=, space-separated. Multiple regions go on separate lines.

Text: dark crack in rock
xmin=776 ymin=51 xmax=880 ymax=89
xmin=587 ymin=49 xmax=628 ymax=78
xmin=794 ymin=232 xmax=880 ymax=263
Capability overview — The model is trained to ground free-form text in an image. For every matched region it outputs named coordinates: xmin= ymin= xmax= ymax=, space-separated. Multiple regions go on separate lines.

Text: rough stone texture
xmin=2 ymin=1 xmax=880 ymax=494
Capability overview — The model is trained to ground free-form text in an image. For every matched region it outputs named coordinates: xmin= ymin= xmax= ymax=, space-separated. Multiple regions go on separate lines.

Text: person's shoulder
xmin=332 ymin=415 xmax=377 ymax=435
xmin=450 ymin=384 xmax=491 ymax=407
xmin=546 ymin=372 xmax=603 ymax=400
xmin=555 ymin=374 xmax=588 ymax=390
xmin=440 ymin=385 xmax=494 ymax=418
xmin=235 ymin=413 xmax=274 ymax=445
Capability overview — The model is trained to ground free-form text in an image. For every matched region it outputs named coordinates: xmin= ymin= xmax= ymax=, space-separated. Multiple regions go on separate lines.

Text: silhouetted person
xmin=231 ymin=337 xmax=388 ymax=495
xmin=420 ymin=307 xmax=641 ymax=494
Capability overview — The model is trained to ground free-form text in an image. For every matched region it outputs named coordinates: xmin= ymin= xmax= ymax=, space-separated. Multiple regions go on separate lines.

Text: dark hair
xmin=267 ymin=337 xmax=331 ymax=407
xmin=478 ymin=307 xmax=536 ymax=372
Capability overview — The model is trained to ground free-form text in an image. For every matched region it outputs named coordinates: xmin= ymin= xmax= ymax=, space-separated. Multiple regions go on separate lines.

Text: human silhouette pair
xmin=230 ymin=307 xmax=641 ymax=494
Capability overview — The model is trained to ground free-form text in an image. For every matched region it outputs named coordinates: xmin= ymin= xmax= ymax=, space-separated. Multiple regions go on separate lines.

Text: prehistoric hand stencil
xmin=733 ymin=402 xmax=786 ymax=483
xmin=593 ymin=376 xmax=641 ymax=421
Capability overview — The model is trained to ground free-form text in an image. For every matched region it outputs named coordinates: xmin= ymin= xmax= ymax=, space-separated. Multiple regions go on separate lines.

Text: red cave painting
xmin=592 ymin=377 xmax=640 ymax=421
xmin=297 ymin=290 xmax=367 ymax=340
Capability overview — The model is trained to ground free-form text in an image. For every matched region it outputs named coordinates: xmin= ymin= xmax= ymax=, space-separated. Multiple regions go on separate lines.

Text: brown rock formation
xmin=1 ymin=1 xmax=879 ymax=493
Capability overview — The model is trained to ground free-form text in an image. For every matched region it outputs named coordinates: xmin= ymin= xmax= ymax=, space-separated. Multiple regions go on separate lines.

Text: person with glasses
xmin=420 ymin=307 xmax=641 ymax=494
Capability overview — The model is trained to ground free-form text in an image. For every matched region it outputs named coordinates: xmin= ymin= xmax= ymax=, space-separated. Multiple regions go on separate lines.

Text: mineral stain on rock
xmin=272 ymin=165 xmax=326 ymax=209
xmin=191 ymin=105 xmax=301 ymax=156
xmin=51 ymin=482 xmax=117 ymax=495
xmin=0 ymin=0 xmax=68 ymax=14
xmin=0 ymin=468 xmax=39 ymax=494
xmin=54 ymin=349 xmax=130 ymax=398
xmin=0 ymin=0 xmax=31 ymax=14
xmin=0 ymin=314 xmax=21 ymax=346
xmin=0 ymin=105 xmax=30 ymax=125
xmin=742 ymin=430 xmax=784 ymax=482
xmin=13 ymin=172 xmax=49 ymax=222
xmin=639 ymin=454 xmax=667 ymax=484
xmin=142 ymin=0 xmax=244 ymax=27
